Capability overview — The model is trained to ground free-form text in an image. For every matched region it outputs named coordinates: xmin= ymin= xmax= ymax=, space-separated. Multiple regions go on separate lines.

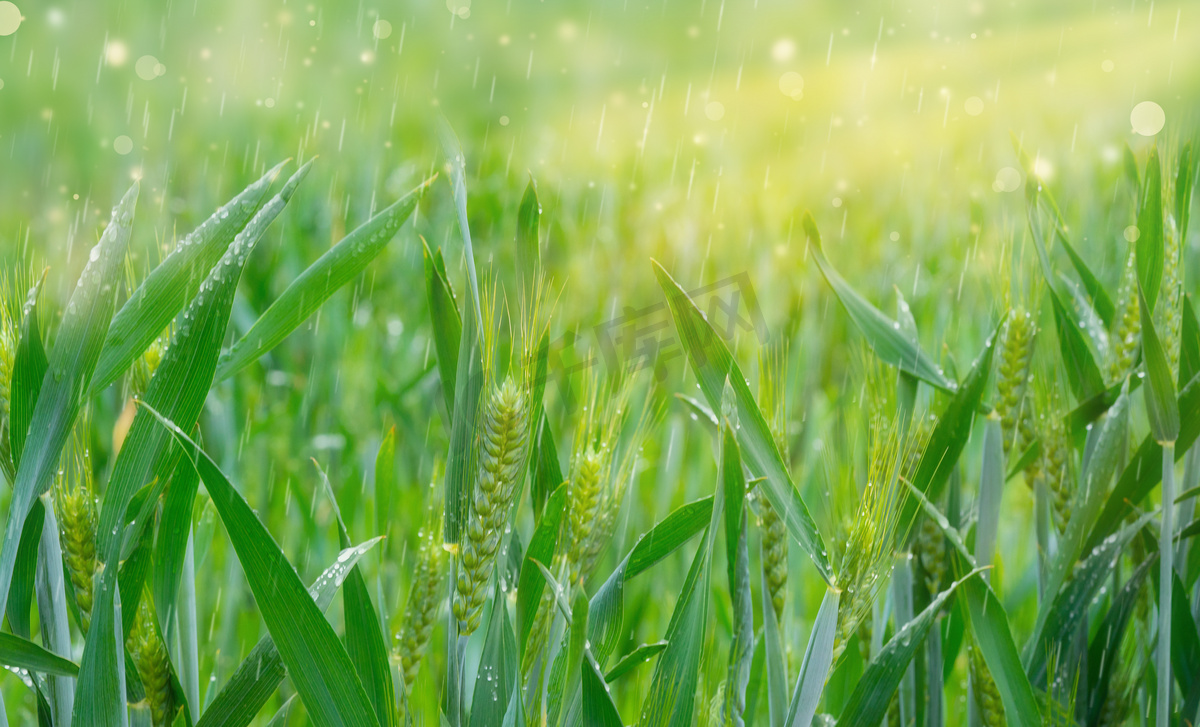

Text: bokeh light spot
xmin=779 ymin=72 xmax=804 ymax=100
xmin=994 ymin=167 xmax=1022 ymax=192
xmin=1130 ymin=101 xmax=1165 ymax=136
xmin=113 ymin=135 xmax=134 ymax=155
xmin=135 ymin=55 xmax=165 ymax=80
xmin=0 ymin=2 xmax=22 ymax=36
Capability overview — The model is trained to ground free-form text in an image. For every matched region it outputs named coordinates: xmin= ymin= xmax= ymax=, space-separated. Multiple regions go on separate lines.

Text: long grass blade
xmin=144 ymin=405 xmax=382 ymax=727
xmin=91 ymin=161 xmax=288 ymax=393
xmin=840 ymin=571 xmax=981 ymax=725
xmin=0 ymin=183 xmax=138 ymax=631
xmin=7 ymin=272 xmax=47 ymax=468
xmin=653 ymin=259 xmax=832 ymax=583
xmin=216 ymin=175 xmax=432 ymax=380
xmin=194 ymin=538 xmax=382 ymax=727
xmin=784 ymin=587 xmax=838 ymax=727
xmin=36 ymin=500 xmax=75 ymax=726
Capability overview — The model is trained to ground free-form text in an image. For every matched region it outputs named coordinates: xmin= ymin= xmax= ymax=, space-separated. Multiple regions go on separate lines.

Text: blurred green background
xmin=1 ymin=0 xmax=1197 ymax=722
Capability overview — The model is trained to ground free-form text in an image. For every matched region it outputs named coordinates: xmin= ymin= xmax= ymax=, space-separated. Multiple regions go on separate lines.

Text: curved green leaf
xmin=1137 ymin=147 xmax=1165 ymax=309
xmin=605 ymin=641 xmax=668 ymax=683
xmin=897 ymin=318 xmax=1001 ymax=543
xmin=145 ymin=407 xmax=381 ymax=727
xmin=194 ymin=538 xmax=382 ymax=727
xmin=839 ymin=572 xmax=980 ymax=725
xmin=517 ymin=483 xmax=567 ymax=655
xmin=0 ymin=183 xmax=138 ymax=632
xmin=423 ymin=240 xmax=462 ymax=415
xmin=804 ymin=212 xmax=954 ymax=391
xmin=784 ymin=587 xmax=839 ymax=727
xmin=0 ymin=632 xmax=79 ymax=677
xmin=470 ymin=590 xmax=518 ymax=727
xmin=91 ymin=160 xmax=288 ymax=393
xmin=653 ymin=258 xmax=832 ymax=583
xmin=1139 ymin=284 xmax=1180 ymax=443
xmin=216 ymin=175 xmax=433 ymax=380
xmin=8 ymin=271 xmax=48 ymax=470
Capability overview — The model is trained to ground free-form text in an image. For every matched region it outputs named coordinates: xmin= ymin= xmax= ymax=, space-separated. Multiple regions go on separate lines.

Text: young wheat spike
xmin=996 ymin=306 xmax=1036 ymax=457
xmin=453 ymin=276 xmax=549 ymax=636
xmin=831 ymin=415 xmax=905 ymax=662
xmin=396 ymin=483 xmax=445 ymax=691
xmin=757 ymin=340 xmax=790 ymax=622
xmin=969 ymin=638 xmax=1005 ymax=726
xmin=453 ymin=376 xmax=528 ymax=635
xmin=1109 ymin=244 xmax=1141 ymax=382
xmin=130 ymin=335 xmax=168 ymax=400
xmin=128 ymin=590 xmax=175 ymax=727
xmin=53 ymin=420 xmax=98 ymax=633
xmin=564 ymin=367 xmax=652 ymax=584
xmin=1036 ymin=393 xmax=1072 ymax=534
xmin=1157 ymin=213 xmax=1184 ymax=379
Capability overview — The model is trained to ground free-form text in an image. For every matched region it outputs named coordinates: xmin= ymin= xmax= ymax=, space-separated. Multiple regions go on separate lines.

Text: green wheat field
xmin=0 ymin=0 xmax=1198 ymax=724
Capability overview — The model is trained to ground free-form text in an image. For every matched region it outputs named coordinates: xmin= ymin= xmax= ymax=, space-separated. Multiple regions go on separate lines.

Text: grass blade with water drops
xmin=582 ymin=656 xmax=623 ymax=727
xmin=194 ymin=538 xmax=383 ymax=727
xmin=1057 ymin=230 xmax=1116 ymax=328
xmin=0 ymin=632 xmax=80 ymax=677
xmin=91 ymin=160 xmax=288 ymax=394
xmin=1086 ymin=375 xmax=1200 ymax=553
xmin=839 ymin=571 xmax=981 ymax=726
xmin=586 ymin=495 xmax=714 ymax=671
xmin=1140 ymin=285 xmax=1180 ymax=444
xmin=1137 ymin=147 xmax=1165 ymax=310
xmin=784 ymin=587 xmax=838 ymax=727
xmin=804 ymin=212 xmax=955 ymax=392
xmin=314 ymin=463 xmax=397 ymax=727
xmin=6 ymin=498 xmax=43 ymax=640
xmin=7 ymin=272 xmax=47 ymax=469
xmin=470 ymin=585 xmax=519 ymax=727
xmin=216 ymin=174 xmax=433 ymax=380
xmin=423 ymin=240 xmax=463 ymax=415
xmin=75 ymin=169 xmax=310 ymax=725
xmin=604 ymin=642 xmax=669 ymax=683
xmin=896 ymin=318 xmax=1000 ymax=544
xmin=638 ymin=421 xmax=735 ymax=727
xmin=0 ymin=183 xmax=137 ymax=632
xmin=654 ymin=259 xmax=832 ymax=583
xmin=144 ymin=405 xmax=382 ymax=727
xmin=517 ymin=483 xmax=566 ymax=656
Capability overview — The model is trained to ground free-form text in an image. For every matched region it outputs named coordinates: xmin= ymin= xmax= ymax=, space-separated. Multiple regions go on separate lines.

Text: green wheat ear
xmin=453 ymin=276 xmax=550 ymax=636
xmin=831 ymin=414 xmax=906 ymax=663
xmin=129 ymin=334 xmax=169 ymax=400
xmin=757 ymin=338 xmax=790 ymax=622
xmin=969 ymin=637 xmax=1005 ymax=726
xmin=52 ymin=419 xmax=99 ymax=634
xmin=1109 ymin=243 xmax=1142 ymax=382
xmin=453 ymin=376 xmax=528 ymax=635
xmin=1156 ymin=212 xmax=1184 ymax=379
xmin=996 ymin=305 xmax=1037 ymax=457
xmin=564 ymin=367 xmax=654 ymax=584
xmin=396 ymin=477 xmax=445 ymax=691
xmin=127 ymin=588 xmax=175 ymax=727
